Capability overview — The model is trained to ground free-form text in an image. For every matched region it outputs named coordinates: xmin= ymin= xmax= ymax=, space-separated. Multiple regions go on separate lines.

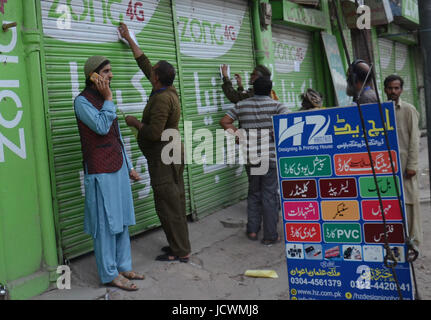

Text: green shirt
xmin=135 ymin=54 xmax=182 ymax=159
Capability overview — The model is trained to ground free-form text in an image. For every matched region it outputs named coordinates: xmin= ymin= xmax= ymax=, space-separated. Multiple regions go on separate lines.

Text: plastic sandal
xmin=120 ymin=271 xmax=145 ymax=280
xmin=261 ymin=237 xmax=281 ymax=246
xmin=108 ymin=274 xmax=138 ymax=291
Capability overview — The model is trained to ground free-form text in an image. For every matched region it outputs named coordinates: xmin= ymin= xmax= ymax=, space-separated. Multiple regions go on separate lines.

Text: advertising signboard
xmin=321 ymin=32 xmax=353 ymax=107
xmin=273 ymin=102 xmax=414 ymax=300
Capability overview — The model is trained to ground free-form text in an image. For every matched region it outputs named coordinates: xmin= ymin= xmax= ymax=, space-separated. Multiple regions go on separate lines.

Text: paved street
xmin=34 ymin=136 xmax=431 ymax=301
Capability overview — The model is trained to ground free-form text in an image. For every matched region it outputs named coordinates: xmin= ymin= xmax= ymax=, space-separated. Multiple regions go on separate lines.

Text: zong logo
xmin=278 ymin=115 xmax=332 ymax=146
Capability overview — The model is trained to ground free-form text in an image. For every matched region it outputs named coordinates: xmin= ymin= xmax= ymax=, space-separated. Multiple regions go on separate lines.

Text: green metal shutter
xmin=378 ymin=38 xmax=416 ymax=106
xmin=271 ymin=25 xmax=317 ymax=111
xmin=378 ymin=38 xmax=395 ymax=79
xmin=378 ymin=38 xmax=395 ymax=100
xmin=379 ymin=38 xmax=416 ymax=105
xmin=175 ymin=0 xmax=254 ymax=217
xmin=372 ymin=31 xmax=384 ymax=100
xmin=40 ymin=0 xmax=186 ymax=259
xmin=394 ymin=42 xmax=415 ymax=105
xmin=343 ymin=27 xmax=354 ymax=64
xmin=413 ymin=48 xmax=426 ymax=128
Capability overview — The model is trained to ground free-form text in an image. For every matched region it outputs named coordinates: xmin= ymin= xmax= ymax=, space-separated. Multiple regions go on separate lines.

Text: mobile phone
xmin=90 ymin=72 xmax=102 ymax=83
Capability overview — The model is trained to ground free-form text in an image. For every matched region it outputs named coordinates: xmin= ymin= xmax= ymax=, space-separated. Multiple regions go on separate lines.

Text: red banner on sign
xmin=363 ymin=223 xmax=405 ymax=244
xmin=334 ymin=151 xmax=398 ymax=176
xmin=282 ymin=180 xmax=317 ymax=199
xmin=361 ymin=200 xmax=403 ymax=221
xmin=285 ymin=223 xmax=322 ymax=243
xmin=319 ymin=178 xmax=357 ymax=198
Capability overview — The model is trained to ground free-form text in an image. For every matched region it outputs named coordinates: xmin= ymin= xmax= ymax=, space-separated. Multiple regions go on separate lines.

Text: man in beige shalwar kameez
xmin=384 ymin=75 xmax=422 ymax=251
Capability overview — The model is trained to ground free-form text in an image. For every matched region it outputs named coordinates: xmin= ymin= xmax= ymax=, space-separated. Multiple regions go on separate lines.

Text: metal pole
xmin=418 ymin=0 xmax=431 ymax=202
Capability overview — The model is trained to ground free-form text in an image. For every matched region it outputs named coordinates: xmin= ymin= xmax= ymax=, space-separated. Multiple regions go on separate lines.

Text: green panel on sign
xmin=359 ymin=176 xmax=400 ymax=198
xmin=279 ymin=155 xmax=331 ymax=178
xmin=323 ymin=223 xmax=362 ymax=243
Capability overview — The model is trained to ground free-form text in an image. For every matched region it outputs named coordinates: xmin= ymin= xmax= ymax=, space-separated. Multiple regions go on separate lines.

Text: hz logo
xmin=278 ymin=115 xmax=332 ymax=147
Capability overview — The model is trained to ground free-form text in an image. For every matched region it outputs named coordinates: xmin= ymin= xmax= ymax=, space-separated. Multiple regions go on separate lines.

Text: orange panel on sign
xmin=321 ymin=200 xmax=360 ymax=221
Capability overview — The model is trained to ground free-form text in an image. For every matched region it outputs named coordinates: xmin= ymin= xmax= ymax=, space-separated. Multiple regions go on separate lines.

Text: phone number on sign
xmin=350 ymin=281 xmax=411 ymax=292
xmin=290 ymin=277 xmax=342 ymax=287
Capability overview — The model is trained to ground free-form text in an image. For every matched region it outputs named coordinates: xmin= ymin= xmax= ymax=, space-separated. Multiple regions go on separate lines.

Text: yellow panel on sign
xmin=321 ymin=200 xmax=360 ymax=221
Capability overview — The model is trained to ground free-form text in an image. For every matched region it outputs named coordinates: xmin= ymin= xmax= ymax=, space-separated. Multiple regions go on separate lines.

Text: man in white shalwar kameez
xmin=384 ymin=75 xmax=422 ymax=251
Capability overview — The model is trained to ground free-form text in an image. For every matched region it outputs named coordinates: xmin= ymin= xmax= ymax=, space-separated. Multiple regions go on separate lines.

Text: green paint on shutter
xmin=378 ymin=37 xmax=417 ymax=107
xmin=272 ymin=25 xmax=318 ymax=111
xmin=40 ymin=0 xmax=187 ymax=259
xmin=175 ymin=0 xmax=254 ymax=217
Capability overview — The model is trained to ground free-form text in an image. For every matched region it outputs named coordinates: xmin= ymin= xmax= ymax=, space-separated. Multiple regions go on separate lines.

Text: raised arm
xmin=222 ymin=77 xmax=253 ymax=104
xmin=118 ymin=22 xmax=152 ymax=80
xmin=118 ymin=22 xmax=143 ymax=59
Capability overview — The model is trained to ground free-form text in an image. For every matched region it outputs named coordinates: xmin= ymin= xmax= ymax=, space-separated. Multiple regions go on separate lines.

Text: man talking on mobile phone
xmin=74 ymin=56 xmax=144 ymax=291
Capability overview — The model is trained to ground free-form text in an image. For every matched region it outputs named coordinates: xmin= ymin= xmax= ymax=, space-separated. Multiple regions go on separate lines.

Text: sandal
xmin=261 ymin=237 xmax=281 ymax=246
xmin=155 ymin=253 xmax=189 ymax=263
xmin=120 ymin=271 xmax=145 ymax=280
xmin=108 ymin=274 xmax=138 ymax=291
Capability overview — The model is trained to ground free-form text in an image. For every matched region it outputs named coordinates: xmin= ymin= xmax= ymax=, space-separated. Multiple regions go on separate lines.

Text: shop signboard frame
xmin=389 ymin=0 xmax=419 ymax=28
xmin=271 ymin=0 xmax=329 ymax=31
xmin=321 ymin=32 xmax=353 ymax=107
xmin=273 ymin=102 xmax=414 ymax=300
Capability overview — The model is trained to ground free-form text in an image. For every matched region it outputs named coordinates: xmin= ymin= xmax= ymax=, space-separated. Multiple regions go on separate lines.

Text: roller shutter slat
xmin=41 ymin=0 xmax=190 ymax=259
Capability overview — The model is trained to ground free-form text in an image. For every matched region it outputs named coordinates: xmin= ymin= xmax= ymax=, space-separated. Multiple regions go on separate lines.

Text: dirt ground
xmin=34 ymin=137 xmax=431 ymax=301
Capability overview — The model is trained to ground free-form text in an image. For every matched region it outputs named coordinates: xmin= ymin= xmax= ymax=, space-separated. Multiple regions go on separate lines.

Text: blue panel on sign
xmin=273 ymin=103 xmax=414 ymax=300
